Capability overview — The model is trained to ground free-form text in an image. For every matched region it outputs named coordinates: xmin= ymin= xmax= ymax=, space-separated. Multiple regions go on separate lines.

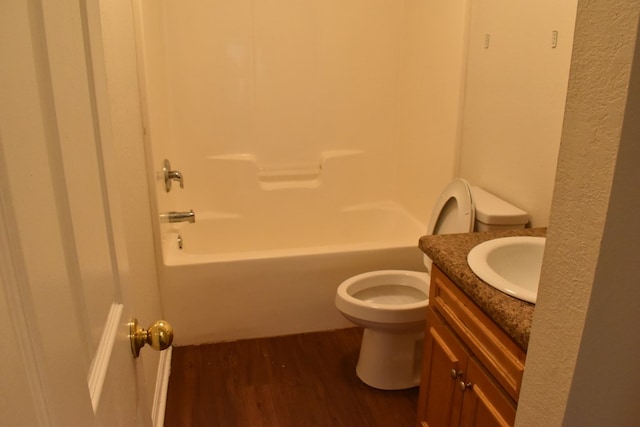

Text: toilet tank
xmin=470 ymin=186 xmax=529 ymax=231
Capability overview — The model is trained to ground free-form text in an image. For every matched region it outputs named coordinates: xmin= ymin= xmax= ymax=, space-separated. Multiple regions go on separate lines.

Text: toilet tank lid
xmin=470 ymin=186 xmax=529 ymax=225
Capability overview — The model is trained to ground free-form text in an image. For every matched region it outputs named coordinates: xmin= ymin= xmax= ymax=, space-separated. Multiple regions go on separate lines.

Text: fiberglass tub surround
xmin=159 ymin=154 xmax=428 ymax=345
xmin=136 ymin=1 xmax=465 ymax=346
xmin=139 ymin=0 xmax=462 ymax=222
xmin=153 ymin=107 xmax=434 ymax=347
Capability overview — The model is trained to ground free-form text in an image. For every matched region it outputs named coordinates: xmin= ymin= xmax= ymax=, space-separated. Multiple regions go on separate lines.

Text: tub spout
xmin=161 ymin=210 xmax=196 ymax=224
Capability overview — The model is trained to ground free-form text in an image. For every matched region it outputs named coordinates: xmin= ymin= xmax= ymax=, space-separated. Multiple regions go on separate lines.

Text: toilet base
xmin=355 ymin=328 xmax=424 ymax=390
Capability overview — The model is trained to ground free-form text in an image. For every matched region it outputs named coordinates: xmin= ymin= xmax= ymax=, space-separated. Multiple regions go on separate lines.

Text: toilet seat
xmin=426 ymin=178 xmax=475 ymax=236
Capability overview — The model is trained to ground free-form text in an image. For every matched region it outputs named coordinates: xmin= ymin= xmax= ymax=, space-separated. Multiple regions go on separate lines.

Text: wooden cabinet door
xmin=417 ymin=308 xmax=469 ymax=427
xmin=459 ymin=357 xmax=516 ymax=427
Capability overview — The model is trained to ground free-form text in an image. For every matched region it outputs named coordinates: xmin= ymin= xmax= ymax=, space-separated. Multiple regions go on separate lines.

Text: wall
xmin=458 ymin=0 xmax=578 ymax=226
xmin=132 ymin=0 xmax=174 ymax=219
xmin=516 ymin=0 xmax=640 ymax=424
xmin=135 ymin=0 xmax=467 ymax=226
xmin=395 ymin=0 xmax=470 ymax=220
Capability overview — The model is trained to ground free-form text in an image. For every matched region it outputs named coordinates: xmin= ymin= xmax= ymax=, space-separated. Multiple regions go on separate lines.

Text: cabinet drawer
xmin=430 ymin=266 xmax=526 ymax=401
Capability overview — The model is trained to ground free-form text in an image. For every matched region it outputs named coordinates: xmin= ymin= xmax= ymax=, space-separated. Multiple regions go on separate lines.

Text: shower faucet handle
xmin=163 ymin=159 xmax=184 ymax=192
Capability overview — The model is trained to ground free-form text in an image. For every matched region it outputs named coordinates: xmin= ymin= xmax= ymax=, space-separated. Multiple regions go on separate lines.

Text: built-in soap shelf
xmin=258 ymin=162 xmax=322 ymax=182
xmin=208 ymin=150 xmax=363 ymax=190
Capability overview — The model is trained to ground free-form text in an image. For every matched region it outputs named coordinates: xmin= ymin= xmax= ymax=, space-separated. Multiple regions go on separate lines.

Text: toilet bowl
xmin=336 ymin=270 xmax=430 ymax=390
xmin=336 ymin=270 xmax=431 ymax=330
xmin=335 ymin=178 xmax=529 ymax=390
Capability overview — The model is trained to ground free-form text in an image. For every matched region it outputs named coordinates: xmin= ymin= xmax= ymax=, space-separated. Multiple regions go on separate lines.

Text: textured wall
xmin=516 ymin=0 xmax=640 ymax=424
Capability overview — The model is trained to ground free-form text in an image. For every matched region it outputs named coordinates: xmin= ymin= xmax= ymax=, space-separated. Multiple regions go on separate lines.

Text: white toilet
xmin=335 ymin=178 xmax=529 ymax=390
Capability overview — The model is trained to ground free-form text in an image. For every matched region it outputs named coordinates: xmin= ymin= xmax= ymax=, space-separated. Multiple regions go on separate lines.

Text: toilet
xmin=335 ymin=178 xmax=529 ymax=390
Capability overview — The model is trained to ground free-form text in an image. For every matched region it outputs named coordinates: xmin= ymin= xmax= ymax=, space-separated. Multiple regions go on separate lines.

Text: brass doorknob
xmin=129 ymin=318 xmax=174 ymax=358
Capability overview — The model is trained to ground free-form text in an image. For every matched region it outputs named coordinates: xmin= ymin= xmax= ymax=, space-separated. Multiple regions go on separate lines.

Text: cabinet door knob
xmin=459 ymin=381 xmax=473 ymax=392
xmin=450 ymin=369 xmax=464 ymax=379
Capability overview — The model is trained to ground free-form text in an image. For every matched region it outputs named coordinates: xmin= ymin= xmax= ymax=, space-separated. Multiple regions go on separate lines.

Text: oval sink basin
xmin=467 ymin=236 xmax=545 ymax=303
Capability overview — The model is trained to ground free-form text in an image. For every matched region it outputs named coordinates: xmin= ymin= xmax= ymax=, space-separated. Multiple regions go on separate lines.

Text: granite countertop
xmin=419 ymin=228 xmax=546 ymax=351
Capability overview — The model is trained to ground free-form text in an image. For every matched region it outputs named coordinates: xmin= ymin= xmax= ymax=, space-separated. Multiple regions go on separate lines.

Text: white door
xmin=1 ymin=0 xmax=154 ymax=425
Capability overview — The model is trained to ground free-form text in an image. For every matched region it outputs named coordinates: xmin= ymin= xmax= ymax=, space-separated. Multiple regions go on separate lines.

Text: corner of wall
xmin=515 ymin=0 xmax=640 ymax=424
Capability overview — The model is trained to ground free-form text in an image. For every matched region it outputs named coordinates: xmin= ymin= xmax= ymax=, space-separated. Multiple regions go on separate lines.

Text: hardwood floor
xmin=164 ymin=327 xmax=419 ymax=426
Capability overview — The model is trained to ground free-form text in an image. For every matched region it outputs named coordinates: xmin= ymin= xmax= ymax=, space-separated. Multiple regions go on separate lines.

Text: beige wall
xmin=459 ymin=0 xmax=578 ymax=227
xmin=132 ymin=0 xmax=174 ymax=218
xmin=517 ymin=0 xmax=640 ymax=424
xmin=395 ymin=0 xmax=469 ymax=221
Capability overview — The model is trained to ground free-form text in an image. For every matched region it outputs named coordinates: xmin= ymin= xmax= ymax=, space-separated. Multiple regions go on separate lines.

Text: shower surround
xmin=133 ymin=0 xmax=466 ymax=345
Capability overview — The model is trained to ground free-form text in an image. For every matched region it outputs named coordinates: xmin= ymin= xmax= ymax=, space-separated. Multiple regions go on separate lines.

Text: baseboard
xmin=151 ymin=346 xmax=172 ymax=427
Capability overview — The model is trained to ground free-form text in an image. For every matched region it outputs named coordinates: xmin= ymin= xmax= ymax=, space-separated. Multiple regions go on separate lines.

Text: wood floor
xmin=164 ymin=327 xmax=419 ymax=427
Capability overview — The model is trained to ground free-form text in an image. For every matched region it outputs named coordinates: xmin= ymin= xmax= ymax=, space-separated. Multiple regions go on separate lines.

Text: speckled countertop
xmin=419 ymin=228 xmax=546 ymax=352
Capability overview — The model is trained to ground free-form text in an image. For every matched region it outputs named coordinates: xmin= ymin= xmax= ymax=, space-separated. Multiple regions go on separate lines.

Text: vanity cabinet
xmin=417 ymin=266 xmax=526 ymax=427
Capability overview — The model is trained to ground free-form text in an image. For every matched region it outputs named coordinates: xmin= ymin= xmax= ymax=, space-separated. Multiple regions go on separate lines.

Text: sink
xmin=467 ymin=236 xmax=545 ymax=303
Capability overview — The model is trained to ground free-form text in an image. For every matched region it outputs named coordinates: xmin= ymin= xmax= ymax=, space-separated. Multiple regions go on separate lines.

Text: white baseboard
xmin=151 ymin=346 xmax=172 ymax=427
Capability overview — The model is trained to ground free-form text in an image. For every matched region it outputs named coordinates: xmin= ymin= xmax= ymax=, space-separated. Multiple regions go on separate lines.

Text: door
xmin=1 ymin=0 xmax=149 ymax=425
xmin=459 ymin=358 xmax=516 ymax=427
xmin=417 ymin=308 xmax=468 ymax=427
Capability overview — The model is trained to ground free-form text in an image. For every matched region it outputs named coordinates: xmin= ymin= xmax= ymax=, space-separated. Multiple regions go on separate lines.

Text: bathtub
xmin=159 ymin=201 xmax=427 ymax=346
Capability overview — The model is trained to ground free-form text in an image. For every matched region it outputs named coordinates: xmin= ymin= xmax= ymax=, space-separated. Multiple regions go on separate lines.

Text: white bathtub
xmin=159 ymin=202 xmax=427 ymax=345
